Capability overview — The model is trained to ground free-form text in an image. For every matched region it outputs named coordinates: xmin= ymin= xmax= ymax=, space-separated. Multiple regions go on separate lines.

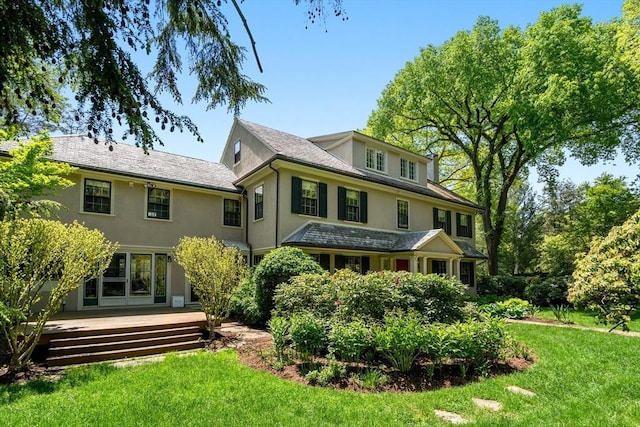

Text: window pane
xmin=301 ymin=180 xmax=318 ymax=216
xmin=84 ymin=179 xmax=111 ymax=214
xmin=155 ymin=254 xmax=167 ymax=297
xmin=254 ymin=185 xmax=264 ymax=220
xmin=345 ymin=189 xmax=360 ymax=222
xmin=408 ymin=161 xmax=416 ymax=180
xmin=400 ymin=159 xmax=407 ymax=177
xmin=147 ymin=188 xmax=170 ymax=219
xmin=234 ymin=140 xmax=241 ymax=163
xmin=224 ymin=199 xmax=241 ymax=226
xmin=131 ymin=254 xmax=152 ymax=296
xmin=397 ymin=200 xmax=409 ymax=229
xmin=366 ymin=148 xmax=374 ymax=169
xmin=376 ymin=151 xmax=385 ymax=171
xmin=345 ymin=256 xmax=361 ymax=273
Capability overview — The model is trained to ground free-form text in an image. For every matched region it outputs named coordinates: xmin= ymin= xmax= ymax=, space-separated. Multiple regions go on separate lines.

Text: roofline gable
xmin=408 ymin=229 xmax=464 ymax=254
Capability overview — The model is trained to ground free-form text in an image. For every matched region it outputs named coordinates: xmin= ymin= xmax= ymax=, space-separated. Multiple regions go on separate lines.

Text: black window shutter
xmin=291 ymin=176 xmax=302 ymax=214
xmin=337 ymin=186 xmax=346 ymax=220
xmin=319 ymin=182 xmax=328 ymax=218
xmin=456 ymin=212 xmax=462 ymax=236
xmin=445 ymin=210 xmax=452 ymax=235
xmin=469 ymin=262 xmax=475 ymax=287
xmin=360 ymin=191 xmax=368 ymax=223
xmin=467 ymin=214 xmax=473 ymax=238
xmin=361 ymin=256 xmax=370 ymax=274
xmin=319 ymin=254 xmax=331 ymax=271
xmin=335 ymin=255 xmax=345 ymax=270
xmin=433 ymin=207 xmax=439 ymax=229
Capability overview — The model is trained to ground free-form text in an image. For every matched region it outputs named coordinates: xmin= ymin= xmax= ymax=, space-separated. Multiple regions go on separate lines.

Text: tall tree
xmin=0 ymin=0 xmax=346 ymax=149
xmin=540 ymin=178 xmax=583 ymax=235
xmin=367 ymin=5 xmax=640 ymax=274
xmin=499 ymin=182 xmax=542 ymax=275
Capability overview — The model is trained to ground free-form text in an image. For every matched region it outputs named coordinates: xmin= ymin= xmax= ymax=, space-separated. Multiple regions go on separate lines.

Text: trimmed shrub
xmin=274 ymin=270 xmax=469 ymax=324
xmin=333 ymin=269 xmax=392 ymax=322
xmin=388 ymin=271 xmax=468 ymax=323
xmin=288 ymin=313 xmax=327 ymax=360
xmin=253 ymin=247 xmax=324 ymax=321
xmin=229 ymin=275 xmax=261 ymax=325
xmin=477 ymin=274 xmax=528 ymax=298
xmin=273 ymin=272 xmax=336 ymax=318
xmin=524 ymin=276 xmax=571 ymax=307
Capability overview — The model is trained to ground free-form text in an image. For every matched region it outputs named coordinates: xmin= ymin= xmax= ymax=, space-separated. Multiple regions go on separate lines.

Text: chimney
xmin=427 ymin=154 xmax=439 ymax=184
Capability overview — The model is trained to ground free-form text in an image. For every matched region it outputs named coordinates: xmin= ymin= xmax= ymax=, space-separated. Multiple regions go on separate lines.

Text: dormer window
xmin=400 ymin=158 xmax=417 ymax=181
xmin=366 ymin=147 xmax=386 ymax=172
xmin=234 ymin=140 xmax=241 ymax=164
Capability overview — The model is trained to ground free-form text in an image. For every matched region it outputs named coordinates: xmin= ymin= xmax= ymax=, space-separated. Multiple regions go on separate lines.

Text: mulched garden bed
xmin=212 ymin=336 xmax=535 ymax=393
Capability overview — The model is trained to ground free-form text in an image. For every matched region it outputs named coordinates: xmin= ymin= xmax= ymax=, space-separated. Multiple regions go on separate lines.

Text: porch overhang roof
xmin=282 ymin=222 xmax=487 ymax=259
xmin=222 ymin=240 xmax=250 ymax=252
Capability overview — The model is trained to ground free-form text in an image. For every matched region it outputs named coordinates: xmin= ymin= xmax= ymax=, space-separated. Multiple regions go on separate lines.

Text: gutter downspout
xmin=268 ymin=161 xmax=280 ymax=249
xmin=239 ymin=186 xmax=253 ymax=265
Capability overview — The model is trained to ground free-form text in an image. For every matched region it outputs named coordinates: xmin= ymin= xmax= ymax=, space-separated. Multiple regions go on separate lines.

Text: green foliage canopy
xmin=0 ymin=0 xmax=345 ymax=149
xmin=367 ymin=5 xmax=640 ymax=274
xmin=0 ymin=133 xmax=75 ymax=220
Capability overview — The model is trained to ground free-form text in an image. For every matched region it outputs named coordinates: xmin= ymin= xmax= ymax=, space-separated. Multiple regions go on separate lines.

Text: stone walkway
xmin=434 ymin=385 xmax=536 ymax=424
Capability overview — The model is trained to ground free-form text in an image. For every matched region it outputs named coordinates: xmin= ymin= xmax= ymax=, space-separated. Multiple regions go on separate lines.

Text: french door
xmin=83 ymin=252 xmax=167 ymax=307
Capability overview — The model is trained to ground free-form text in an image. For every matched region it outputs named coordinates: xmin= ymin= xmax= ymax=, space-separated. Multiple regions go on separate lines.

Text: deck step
xmin=45 ymin=322 xmax=207 ymax=367
xmin=48 ymin=326 xmax=202 ymax=347
xmin=48 ymin=332 xmax=203 ymax=357
xmin=42 ymin=320 xmax=206 ymax=343
xmin=47 ymin=340 xmax=205 ymax=366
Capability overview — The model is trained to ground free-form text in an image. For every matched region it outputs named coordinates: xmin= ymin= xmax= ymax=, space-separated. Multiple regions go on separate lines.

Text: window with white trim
xmin=345 ymin=189 xmax=360 ymax=222
xmin=234 ymin=140 xmax=241 ymax=164
xmin=254 ymin=185 xmax=264 ymax=220
xmin=366 ymin=147 xmax=386 ymax=172
xmin=224 ymin=199 xmax=241 ymax=227
xmin=147 ymin=188 xmax=170 ymax=219
xmin=400 ymin=158 xmax=417 ymax=181
xmin=301 ymin=180 xmax=318 ymax=216
xmin=84 ymin=178 xmax=111 ymax=214
xmin=397 ymin=199 xmax=409 ymax=229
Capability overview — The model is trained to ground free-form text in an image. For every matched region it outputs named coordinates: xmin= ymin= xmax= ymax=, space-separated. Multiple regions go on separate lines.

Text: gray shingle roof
xmin=283 ymin=222 xmax=486 ymax=258
xmin=0 ymin=136 xmax=239 ymax=192
xmin=391 ymin=230 xmax=442 ymax=251
xmin=452 ymin=239 xmax=488 ymax=259
xmin=239 ymin=119 xmax=362 ymax=174
xmin=238 ymin=119 xmax=479 ymax=209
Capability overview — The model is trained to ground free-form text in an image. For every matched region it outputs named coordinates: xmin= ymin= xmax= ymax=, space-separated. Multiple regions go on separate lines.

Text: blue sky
xmin=139 ymin=0 xmax=636 ymax=189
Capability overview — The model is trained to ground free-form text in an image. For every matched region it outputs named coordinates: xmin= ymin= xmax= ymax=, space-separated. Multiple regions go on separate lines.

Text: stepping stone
xmin=434 ymin=410 xmax=469 ymax=424
xmin=472 ymin=398 xmax=502 ymax=411
xmin=507 ymin=385 xmax=536 ymax=397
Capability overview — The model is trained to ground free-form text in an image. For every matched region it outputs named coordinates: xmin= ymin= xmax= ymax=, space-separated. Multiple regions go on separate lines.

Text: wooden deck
xmin=37 ymin=307 xmax=208 ymax=365
xmin=42 ymin=306 xmax=206 ymax=342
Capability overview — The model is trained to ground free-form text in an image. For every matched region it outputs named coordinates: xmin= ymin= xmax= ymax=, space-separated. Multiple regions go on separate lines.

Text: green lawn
xmin=534 ymin=308 xmax=640 ymax=332
xmin=1 ymin=324 xmax=640 ymax=426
